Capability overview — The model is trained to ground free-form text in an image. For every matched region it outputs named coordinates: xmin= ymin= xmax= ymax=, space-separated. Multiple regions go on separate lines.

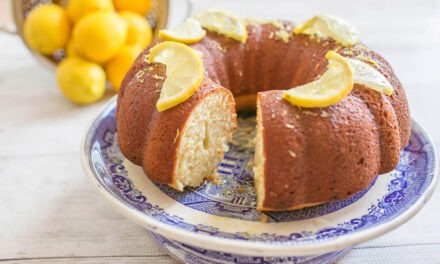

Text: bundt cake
xmin=116 ymin=11 xmax=411 ymax=211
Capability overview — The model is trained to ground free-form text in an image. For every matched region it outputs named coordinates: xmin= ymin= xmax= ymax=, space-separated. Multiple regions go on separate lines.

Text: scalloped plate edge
xmin=80 ymin=96 xmax=439 ymax=257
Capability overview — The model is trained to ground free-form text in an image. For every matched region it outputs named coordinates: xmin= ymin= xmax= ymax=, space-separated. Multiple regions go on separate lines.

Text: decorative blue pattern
xmin=83 ymin=98 xmax=437 ymax=263
xmin=149 ymin=232 xmax=351 ymax=264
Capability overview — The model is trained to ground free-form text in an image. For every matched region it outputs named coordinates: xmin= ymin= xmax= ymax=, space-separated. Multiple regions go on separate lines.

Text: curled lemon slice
xmin=294 ymin=14 xmax=359 ymax=46
xmin=346 ymin=57 xmax=393 ymax=96
xmin=283 ymin=51 xmax=353 ymax=108
xmin=194 ymin=9 xmax=247 ymax=43
xmin=148 ymin=41 xmax=204 ymax=112
xmin=159 ymin=18 xmax=206 ymax=44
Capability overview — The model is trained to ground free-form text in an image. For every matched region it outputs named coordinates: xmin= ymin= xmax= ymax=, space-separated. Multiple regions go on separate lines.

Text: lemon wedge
xmin=294 ymin=14 xmax=359 ymax=46
xmin=194 ymin=9 xmax=247 ymax=43
xmin=159 ymin=18 xmax=206 ymax=44
xmin=345 ymin=57 xmax=393 ymax=96
xmin=283 ymin=51 xmax=353 ymax=107
xmin=148 ymin=41 xmax=204 ymax=112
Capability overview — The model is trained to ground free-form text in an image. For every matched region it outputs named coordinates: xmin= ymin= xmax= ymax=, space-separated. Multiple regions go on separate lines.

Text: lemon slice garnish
xmin=346 ymin=57 xmax=393 ymax=96
xmin=194 ymin=9 xmax=247 ymax=43
xmin=148 ymin=41 xmax=204 ymax=111
xmin=159 ymin=18 xmax=206 ymax=44
xmin=294 ymin=14 xmax=359 ymax=46
xmin=283 ymin=51 xmax=354 ymax=107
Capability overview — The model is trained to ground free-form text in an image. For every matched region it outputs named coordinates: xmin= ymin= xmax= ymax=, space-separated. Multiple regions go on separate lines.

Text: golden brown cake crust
xmin=117 ymin=21 xmax=411 ymax=211
xmin=117 ymin=50 xmax=236 ymax=183
xmin=258 ymin=91 xmax=382 ymax=210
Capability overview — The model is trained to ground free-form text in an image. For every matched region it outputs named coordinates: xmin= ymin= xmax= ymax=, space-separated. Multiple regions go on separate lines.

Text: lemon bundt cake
xmin=116 ymin=11 xmax=410 ymax=211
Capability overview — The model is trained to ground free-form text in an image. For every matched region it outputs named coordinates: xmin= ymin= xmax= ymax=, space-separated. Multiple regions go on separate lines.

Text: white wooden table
xmin=1 ymin=0 xmax=439 ymax=263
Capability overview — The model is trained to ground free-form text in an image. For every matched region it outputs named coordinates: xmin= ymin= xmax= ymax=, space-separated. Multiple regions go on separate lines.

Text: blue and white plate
xmin=81 ymin=97 xmax=438 ymax=263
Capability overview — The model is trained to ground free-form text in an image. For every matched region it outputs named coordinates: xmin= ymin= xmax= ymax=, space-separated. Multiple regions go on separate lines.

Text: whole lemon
xmin=66 ymin=0 xmax=114 ymax=23
xmin=113 ymin=0 xmax=153 ymax=16
xmin=56 ymin=57 xmax=106 ymax=104
xmin=72 ymin=11 xmax=127 ymax=64
xmin=106 ymin=45 xmax=142 ymax=91
xmin=23 ymin=4 xmax=70 ymax=55
xmin=119 ymin=11 xmax=152 ymax=49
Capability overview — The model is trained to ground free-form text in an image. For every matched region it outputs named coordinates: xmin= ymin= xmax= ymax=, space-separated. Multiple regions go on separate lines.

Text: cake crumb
xmin=142 ymin=54 xmax=149 ymax=63
xmin=269 ymin=21 xmax=293 ymax=43
xmin=303 ymin=110 xmax=317 ymax=116
xmin=261 ymin=214 xmax=268 ymax=223
xmin=238 ymin=70 xmax=243 ymax=77
xmin=286 ymin=123 xmax=295 ymax=129
xmin=155 ymin=85 xmax=161 ymax=93
xmin=288 ymin=150 xmax=297 ymax=158
xmin=295 ymin=114 xmax=300 ymax=119
xmin=284 ymin=184 xmax=289 ymax=189
xmin=321 ymin=110 xmax=329 ymax=118
xmin=207 ymin=173 xmax=219 ymax=184
xmin=246 ymin=159 xmax=254 ymax=170
xmin=269 ymin=32 xmax=275 ymax=39
xmin=281 ymin=109 xmax=288 ymax=116
xmin=148 ymin=67 xmax=154 ymax=71
xmin=275 ymin=30 xmax=291 ymax=43
xmin=152 ymin=74 xmax=164 ymax=80
xmin=135 ymin=70 xmax=145 ymax=83
xmin=216 ymin=42 xmax=226 ymax=52
xmin=173 ymin=129 xmax=180 ymax=144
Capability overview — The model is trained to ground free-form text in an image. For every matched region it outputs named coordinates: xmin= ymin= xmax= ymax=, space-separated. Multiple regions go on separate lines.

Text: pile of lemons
xmin=23 ymin=0 xmax=153 ymax=104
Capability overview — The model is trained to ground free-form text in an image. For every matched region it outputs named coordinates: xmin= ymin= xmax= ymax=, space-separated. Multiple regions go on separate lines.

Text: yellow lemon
xmin=294 ymin=14 xmax=359 ymax=46
xmin=119 ymin=11 xmax=152 ymax=49
xmin=106 ymin=45 xmax=142 ymax=91
xmin=159 ymin=18 xmax=206 ymax=44
xmin=194 ymin=9 xmax=247 ymax=43
xmin=73 ymin=11 xmax=127 ymax=64
xmin=23 ymin=4 xmax=71 ymax=55
xmin=66 ymin=0 xmax=114 ymax=23
xmin=148 ymin=41 xmax=204 ymax=111
xmin=56 ymin=57 xmax=106 ymax=104
xmin=283 ymin=51 xmax=353 ymax=108
xmin=113 ymin=0 xmax=153 ymax=16
xmin=345 ymin=57 xmax=393 ymax=96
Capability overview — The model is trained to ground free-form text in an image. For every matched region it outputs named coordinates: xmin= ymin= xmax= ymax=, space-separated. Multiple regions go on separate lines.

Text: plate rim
xmin=81 ymin=96 xmax=439 ymax=256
